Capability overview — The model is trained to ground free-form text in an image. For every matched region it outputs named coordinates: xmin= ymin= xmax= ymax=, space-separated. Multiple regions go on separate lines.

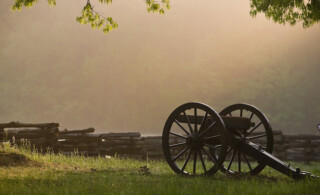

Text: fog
xmin=0 ymin=0 xmax=319 ymax=135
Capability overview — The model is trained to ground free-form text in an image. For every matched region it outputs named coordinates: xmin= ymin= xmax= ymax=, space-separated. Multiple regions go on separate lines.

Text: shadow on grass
xmin=0 ymin=151 xmax=40 ymax=167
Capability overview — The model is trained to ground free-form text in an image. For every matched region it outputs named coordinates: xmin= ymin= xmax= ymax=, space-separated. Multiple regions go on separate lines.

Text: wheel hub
xmin=187 ymin=133 xmax=202 ymax=150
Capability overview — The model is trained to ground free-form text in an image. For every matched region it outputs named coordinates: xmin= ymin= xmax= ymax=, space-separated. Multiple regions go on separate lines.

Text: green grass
xmin=0 ymin=143 xmax=319 ymax=195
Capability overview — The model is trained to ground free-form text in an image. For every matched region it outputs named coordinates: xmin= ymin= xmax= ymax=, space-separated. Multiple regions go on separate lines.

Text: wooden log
xmin=4 ymin=127 xmax=40 ymax=133
xmin=2 ymin=127 xmax=58 ymax=135
xmin=0 ymin=132 xmax=58 ymax=139
xmin=312 ymin=147 xmax=320 ymax=152
xmin=58 ymin=128 xmax=95 ymax=135
xmin=311 ymin=139 xmax=320 ymax=144
xmin=103 ymin=138 xmax=138 ymax=143
xmin=288 ymin=140 xmax=310 ymax=144
xmin=284 ymin=134 xmax=320 ymax=140
xmin=0 ymin=122 xmax=59 ymax=129
xmin=274 ymin=144 xmax=288 ymax=150
xmin=15 ymin=137 xmax=57 ymax=146
xmin=143 ymin=137 xmax=162 ymax=145
xmin=103 ymin=137 xmax=143 ymax=141
xmin=100 ymin=132 xmax=141 ymax=138
xmin=57 ymin=139 xmax=102 ymax=145
xmin=286 ymin=142 xmax=320 ymax=148
xmin=286 ymin=157 xmax=305 ymax=161
xmin=58 ymin=133 xmax=101 ymax=139
xmin=287 ymin=147 xmax=305 ymax=152
xmin=101 ymin=141 xmax=137 ymax=147
xmin=133 ymin=141 xmax=147 ymax=145
xmin=54 ymin=141 xmax=99 ymax=146
xmin=17 ymin=127 xmax=58 ymax=134
xmin=143 ymin=136 xmax=162 ymax=139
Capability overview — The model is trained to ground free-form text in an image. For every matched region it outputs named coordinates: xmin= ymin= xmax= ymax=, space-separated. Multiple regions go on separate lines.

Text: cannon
xmin=162 ymin=102 xmax=318 ymax=180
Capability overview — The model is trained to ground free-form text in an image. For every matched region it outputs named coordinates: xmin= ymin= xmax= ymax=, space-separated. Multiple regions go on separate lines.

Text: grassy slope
xmin=0 ymin=144 xmax=319 ymax=195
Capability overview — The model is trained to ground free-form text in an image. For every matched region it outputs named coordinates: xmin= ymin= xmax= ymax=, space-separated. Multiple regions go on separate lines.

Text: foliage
xmin=12 ymin=0 xmax=56 ymax=10
xmin=11 ymin=0 xmax=170 ymax=33
xmin=145 ymin=0 xmax=171 ymax=14
xmin=76 ymin=2 xmax=118 ymax=33
xmin=250 ymin=0 xmax=320 ymax=28
xmin=98 ymin=0 xmax=113 ymax=4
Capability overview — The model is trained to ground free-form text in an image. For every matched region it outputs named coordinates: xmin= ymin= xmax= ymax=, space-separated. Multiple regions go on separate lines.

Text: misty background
xmin=0 ymin=0 xmax=319 ymax=135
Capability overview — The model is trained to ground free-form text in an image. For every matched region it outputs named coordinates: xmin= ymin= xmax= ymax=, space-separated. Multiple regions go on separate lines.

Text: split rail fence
xmin=0 ymin=122 xmax=319 ymax=161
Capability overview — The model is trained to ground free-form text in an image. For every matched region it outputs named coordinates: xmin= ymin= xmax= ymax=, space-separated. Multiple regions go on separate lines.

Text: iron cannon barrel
xmin=176 ymin=115 xmax=253 ymax=131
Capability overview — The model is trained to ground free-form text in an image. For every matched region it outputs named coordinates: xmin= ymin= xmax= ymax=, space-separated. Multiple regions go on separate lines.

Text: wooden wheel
xmin=162 ymin=102 xmax=228 ymax=176
xmin=219 ymin=103 xmax=274 ymax=175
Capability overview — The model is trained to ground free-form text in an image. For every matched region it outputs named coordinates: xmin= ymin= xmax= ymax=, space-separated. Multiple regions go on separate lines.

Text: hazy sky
xmin=1 ymin=0 xmax=319 ymax=135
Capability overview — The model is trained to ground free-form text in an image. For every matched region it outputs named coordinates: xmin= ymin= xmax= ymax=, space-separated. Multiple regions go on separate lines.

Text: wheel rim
xmin=219 ymin=103 xmax=274 ymax=175
xmin=162 ymin=102 xmax=228 ymax=176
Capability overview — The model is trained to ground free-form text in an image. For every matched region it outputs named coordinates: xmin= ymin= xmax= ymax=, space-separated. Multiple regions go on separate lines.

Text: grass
xmin=0 ymin=143 xmax=319 ymax=195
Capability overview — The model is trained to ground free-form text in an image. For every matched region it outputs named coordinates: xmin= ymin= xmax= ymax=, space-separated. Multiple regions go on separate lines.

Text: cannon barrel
xmin=176 ymin=115 xmax=254 ymax=131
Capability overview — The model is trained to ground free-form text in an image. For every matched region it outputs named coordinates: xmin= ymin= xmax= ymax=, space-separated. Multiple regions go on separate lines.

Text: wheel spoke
xmin=243 ymin=154 xmax=252 ymax=171
xmin=194 ymin=108 xmax=198 ymax=133
xmin=227 ymin=148 xmax=237 ymax=170
xmin=198 ymin=150 xmax=207 ymax=173
xmin=247 ymin=134 xmax=267 ymax=140
xmin=174 ymin=120 xmax=190 ymax=136
xmin=200 ymin=121 xmax=216 ymax=137
xmin=181 ymin=149 xmax=192 ymax=172
xmin=199 ymin=112 xmax=208 ymax=132
xmin=201 ymin=148 xmax=217 ymax=162
xmin=172 ymin=147 xmax=189 ymax=161
xmin=238 ymin=150 xmax=241 ymax=172
xmin=203 ymin=135 xmax=221 ymax=140
xmin=205 ymin=144 xmax=221 ymax=151
xmin=169 ymin=142 xmax=187 ymax=148
xmin=183 ymin=111 xmax=193 ymax=134
xmin=193 ymin=150 xmax=197 ymax=174
xmin=203 ymin=143 xmax=220 ymax=150
xmin=169 ymin=132 xmax=187 ymax=139
xmin=249 ymin=112 xmax=254 ymax=120
xmin=247 ymin=122 xmax=263 ymax=135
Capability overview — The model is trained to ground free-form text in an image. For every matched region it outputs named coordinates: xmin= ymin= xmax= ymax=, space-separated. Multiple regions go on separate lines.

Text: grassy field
xmin=0 ymin=143 xmax=319 ymax=195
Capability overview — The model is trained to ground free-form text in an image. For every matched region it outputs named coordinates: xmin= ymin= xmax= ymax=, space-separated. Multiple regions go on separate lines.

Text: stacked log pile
xmin=100 ymin=132 xmax=143 ymax=157
xmin=1 ymin=122 xmax=320 ymax=161
xmin=142 ymin=136 xmax=163 ymax=158
xmin=0 ymin=122 xmax=59 ymax=150
xmin=282 ymin=134 xmax=320 ymax=162
xmin=54 ymin=128 xmax=101 ymax=156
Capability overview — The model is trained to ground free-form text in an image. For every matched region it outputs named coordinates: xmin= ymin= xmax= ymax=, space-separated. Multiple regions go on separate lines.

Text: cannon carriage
xmin=162 ymin=102 xmax=318 ymax=180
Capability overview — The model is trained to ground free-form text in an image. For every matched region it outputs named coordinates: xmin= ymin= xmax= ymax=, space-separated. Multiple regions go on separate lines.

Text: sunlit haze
xmin=1 ymin=0 xmax=319 ymax=135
